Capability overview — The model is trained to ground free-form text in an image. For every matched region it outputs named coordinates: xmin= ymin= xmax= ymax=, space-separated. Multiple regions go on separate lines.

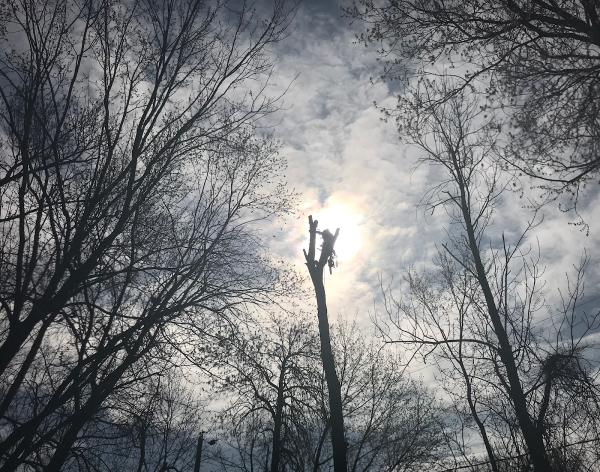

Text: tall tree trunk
xmin=303 ymin=216 xmax=347 ymax=472
xmin=270 ymin=361 xmax=286 ymax=472
xmin=452 ymin=159 xmax=551 ymax=472
xmin=194 ymin=431 xmax=204 ymax=472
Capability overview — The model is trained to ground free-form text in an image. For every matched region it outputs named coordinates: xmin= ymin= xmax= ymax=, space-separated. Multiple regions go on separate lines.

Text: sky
xmin=264 ymin=0 xmax=440 ymax=316
xmin=260 ymin=0 xmax=600 ymax=345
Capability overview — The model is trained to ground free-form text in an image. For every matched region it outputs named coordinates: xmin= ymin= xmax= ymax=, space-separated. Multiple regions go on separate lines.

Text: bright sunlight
xmin=303 ymin=193 xmax=365 ymax=264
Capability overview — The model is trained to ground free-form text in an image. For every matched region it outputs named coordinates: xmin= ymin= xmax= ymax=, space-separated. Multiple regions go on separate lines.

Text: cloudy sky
xmin=260 ymin=0 xmax=600 ymax=341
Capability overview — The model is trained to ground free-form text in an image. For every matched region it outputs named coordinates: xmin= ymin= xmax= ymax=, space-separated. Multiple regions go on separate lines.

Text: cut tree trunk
xmin=303 ymin=215 xmax=347 ymax=472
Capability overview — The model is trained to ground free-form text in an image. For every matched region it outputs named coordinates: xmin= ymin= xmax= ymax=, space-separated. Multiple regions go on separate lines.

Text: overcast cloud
xmin=262 ymin=0 xmax=600 ymax=338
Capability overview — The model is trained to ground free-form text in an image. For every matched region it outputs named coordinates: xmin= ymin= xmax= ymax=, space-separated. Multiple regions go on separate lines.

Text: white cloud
xmin=262 ymin=1 xmax=600 ymax=340
xmin=262 ymin=4 xmax=447 ymax=316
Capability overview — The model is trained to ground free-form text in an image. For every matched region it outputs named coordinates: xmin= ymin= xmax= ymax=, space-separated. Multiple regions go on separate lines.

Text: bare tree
xmin=375 ymin=79 xmax=600 ymax=471
xmin=211 ymin=315 xmax=445 ymax=472
xmin=0 ymin=0 xmax=295 ymax=469
xmin=331 ymin=321 xmax=444 ymax=472
xmin=210 ymin=315 xmax=321 ymax=472
xmin=58 ymin=371 xmax=206 ymax=472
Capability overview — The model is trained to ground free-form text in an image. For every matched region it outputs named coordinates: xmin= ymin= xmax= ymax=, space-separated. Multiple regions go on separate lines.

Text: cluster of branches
xmin=60 ymin=371 xmax=207 ymax=472
xmin=0 ymin=0 xmax=296 ymax=470
xmin=205 ymin=315 xmax=444 ymax=472
xmin=348 ymin=0 xmax=600 ymax=213
xmin=348 ymin=1 xmax=600 ymax=471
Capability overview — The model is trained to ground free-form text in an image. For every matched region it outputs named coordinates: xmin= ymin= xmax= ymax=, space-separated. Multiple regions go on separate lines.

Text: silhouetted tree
xmin=0 ymin=0 xmax=295 ymax=469
xmin=62 ymin=372 xmax=205 ymax=472
xmin=333 ymin=321 xmax=444 ymax=472
xmin=211 ymin=315 xmax=321 ymax=472
xmin=375 ymin=79 xmax=600 ymax=472
xmin=212 ymin=316 xmax=445 ymax=472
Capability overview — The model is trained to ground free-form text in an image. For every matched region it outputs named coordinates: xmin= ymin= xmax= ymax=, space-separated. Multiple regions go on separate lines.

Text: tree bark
xmin=303 ymin=216 xmax=347 ymax=472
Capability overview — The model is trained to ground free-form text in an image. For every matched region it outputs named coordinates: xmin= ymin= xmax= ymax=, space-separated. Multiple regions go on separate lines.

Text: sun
xmin=306 ymin=195 xmax=365 ymax=264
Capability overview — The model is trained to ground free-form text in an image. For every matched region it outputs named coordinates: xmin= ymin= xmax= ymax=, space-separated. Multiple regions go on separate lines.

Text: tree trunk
xmin=313 ymin=277 xmax=347 ymax=472
xmin=303 ymin=216 xmax=347 ymax=472
xmin=453 ymin=162 xmax=551 ymax=472
xmin=194 ymin=431 xmax=204 ymax=472
xmin=313 ymin=421 xmax=331 ymax=472
xmin=270 ymin=362 xmax=286 ymax=472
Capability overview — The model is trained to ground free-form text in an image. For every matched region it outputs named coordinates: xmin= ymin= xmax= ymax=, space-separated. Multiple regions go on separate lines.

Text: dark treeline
xmin=1 ymin=1 xmax=600 ymax=471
